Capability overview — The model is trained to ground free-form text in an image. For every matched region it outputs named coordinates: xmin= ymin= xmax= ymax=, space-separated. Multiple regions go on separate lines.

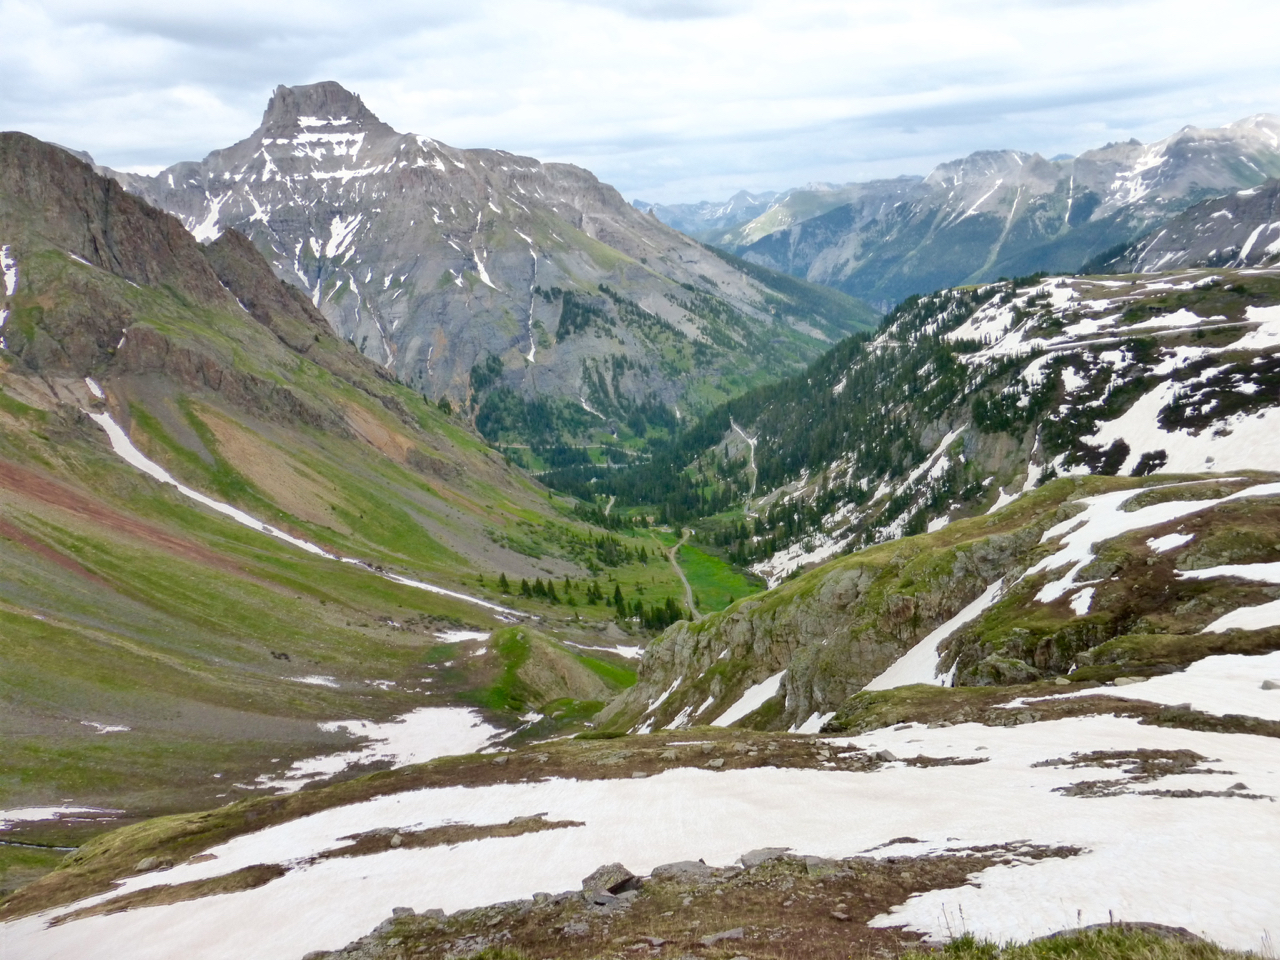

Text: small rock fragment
xmin=707 ymin=758 xmax=725 ymax=768
xmin=389 ymin=833 xmax=403 ymax=848
xmin=875 ymin=749 xmax=898 ymax=762
xmin=390 ymin=906 xmax=414 ymax=918
xmin=659 ymin=749 xmax=678 ymax=760
xmin=701 ymin=927 xmax=744 ymax=946
xmin=831 ymin=911 xmax=851 ymax=921
xmin=1261 ymin=680 xmax=1279 ymax=691
xmin=491 ymin=755 xmax=508 ymax=765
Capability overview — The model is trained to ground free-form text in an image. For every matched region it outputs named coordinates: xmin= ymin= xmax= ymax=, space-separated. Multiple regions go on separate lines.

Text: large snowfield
xmin=5 ymin=649 xmax=1280 ymax=959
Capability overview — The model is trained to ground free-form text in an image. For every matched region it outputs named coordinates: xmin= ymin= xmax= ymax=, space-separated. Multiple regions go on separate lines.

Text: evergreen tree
xmin=498 ymin=573 xmax=511 ymax=593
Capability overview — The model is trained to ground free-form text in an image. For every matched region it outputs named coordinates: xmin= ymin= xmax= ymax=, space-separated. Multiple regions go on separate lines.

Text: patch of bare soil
xmin=49 ymin=863 xmax=286 ymax=926
xmin=1032 ymin=749 xmax=1271 ymax=800
xmin=0 ymin=459 xmax=239 ymax=573
xmin=314 ymin=815 xmax=585 ymax=863
xmin=309 ymin=844 xmax=1081 ymax=960
xmin=197 ymin=406 xmax=350 ymax=532
xmin=0 ymin=517 xmax=111 ymax=587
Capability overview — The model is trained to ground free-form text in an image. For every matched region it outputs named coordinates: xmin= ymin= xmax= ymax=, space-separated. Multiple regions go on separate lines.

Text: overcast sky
xmin=4 ymin=0 xmax=1280 ymax=203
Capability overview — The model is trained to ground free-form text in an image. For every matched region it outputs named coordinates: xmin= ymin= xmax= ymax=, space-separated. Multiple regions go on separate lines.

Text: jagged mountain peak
xmin=258 ymin=80 xmax=389 ymax=136
xmin=724 ymin=113 xmax=1280 ymax=305
xmin=97 ymin=85 xmax=877 ymax=441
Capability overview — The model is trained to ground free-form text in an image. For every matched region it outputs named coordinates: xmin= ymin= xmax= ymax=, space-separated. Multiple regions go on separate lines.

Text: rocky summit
xmin=104 ymin=82 xmax=876 ymax=435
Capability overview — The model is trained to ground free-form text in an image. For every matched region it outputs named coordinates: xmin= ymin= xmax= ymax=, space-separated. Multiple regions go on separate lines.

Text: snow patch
xmin=864 ymin=579 xmax=1004 ymax=691
xmin=258 ymin=708 xmax=501 ymax=794
xmin=1147 ymin=532 xmax=1193 ymax=553
xmin=1 ymin=244 xmax=15 ymax=296
xmin=711 ymin=670 xmax=786 ymax=727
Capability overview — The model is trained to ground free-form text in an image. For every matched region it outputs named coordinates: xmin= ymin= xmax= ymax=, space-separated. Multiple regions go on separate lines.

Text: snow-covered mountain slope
xmin=558 ymin=264 xmax=1280 ymax=596
xmin=1109 ymin=179 xmax=1280 ymax=273
xmin=631 ymin=189 xmax=780 ymax=239
xmin=719 ymin=116 xmax=1280 ymax=306
xmin=7 ymin=641 xmax=1280 ymax=958
xmin=101 ymin=82 xmax=876 ymax=439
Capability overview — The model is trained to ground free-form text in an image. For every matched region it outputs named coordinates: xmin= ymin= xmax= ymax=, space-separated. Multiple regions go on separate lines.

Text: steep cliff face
xmin=103 ymin=82 xmax=877 ymax=427
xmin=0 ymin=133 xmax=443 ymax=432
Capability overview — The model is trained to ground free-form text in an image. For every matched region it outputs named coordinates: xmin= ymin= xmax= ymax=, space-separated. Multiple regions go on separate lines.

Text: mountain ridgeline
xmin=676 ymin=116 xmax=1280 ymax=308
xmin=1098 ymin=178 xmax=1280 ymax=273
xmin=100 ymin=82 xmax=878 ymax=457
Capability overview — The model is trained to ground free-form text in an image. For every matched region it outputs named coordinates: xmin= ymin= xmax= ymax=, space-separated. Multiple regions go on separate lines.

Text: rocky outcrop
xmin=0 ymin=132 xmax=235 ymax=308
xmin=598 ymin=516 xmax=1048 ymax=733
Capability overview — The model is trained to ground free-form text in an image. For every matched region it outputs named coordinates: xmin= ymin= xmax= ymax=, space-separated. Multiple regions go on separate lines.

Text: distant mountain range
xmin=1104 ymin=178 xmax=1280 ymax=273
xmin=630 ymin=189 xmax=779 ymax=239
xmin=88 ymin=82 xmax=876 ymax=452
xmin=649 ymin=116 xmax=1280 ymax=308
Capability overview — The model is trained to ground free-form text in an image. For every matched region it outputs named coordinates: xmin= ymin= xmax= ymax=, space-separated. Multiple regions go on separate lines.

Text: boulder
xmin=739 ymin=847 xmax=791 ymax=868
xmin=581 ymin=862 xmax=639 ymax=896
xmin=650 ymin=860 xmax=715 ymax=881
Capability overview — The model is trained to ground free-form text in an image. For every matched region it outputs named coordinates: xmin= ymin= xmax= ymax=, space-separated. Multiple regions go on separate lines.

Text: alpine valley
xmin=2 ymin=82 xmax=1280 ymax=960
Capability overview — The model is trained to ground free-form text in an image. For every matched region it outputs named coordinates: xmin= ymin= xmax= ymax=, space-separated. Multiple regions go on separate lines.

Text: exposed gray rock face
xmin=716 ymin=115 xmax=1280 ymax=306
xmin=103 ymin=82 xmax=875 ymax=416
xmin=1116 ymin=178 xmax=1280 ymax=272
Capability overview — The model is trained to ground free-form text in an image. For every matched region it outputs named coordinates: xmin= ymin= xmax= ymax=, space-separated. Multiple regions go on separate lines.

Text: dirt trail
xmin=660 ymin=528 xmax=700 ymax=621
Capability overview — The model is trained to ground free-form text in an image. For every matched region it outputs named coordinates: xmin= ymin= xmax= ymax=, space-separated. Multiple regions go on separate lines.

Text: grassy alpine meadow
xmin=676 ymin=540 xmax=763 ymax=612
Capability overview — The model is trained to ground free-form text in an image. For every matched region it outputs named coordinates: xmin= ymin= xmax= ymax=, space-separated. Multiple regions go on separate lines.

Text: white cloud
xmin=3 ymin=0 xmax=1280 ymax=201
